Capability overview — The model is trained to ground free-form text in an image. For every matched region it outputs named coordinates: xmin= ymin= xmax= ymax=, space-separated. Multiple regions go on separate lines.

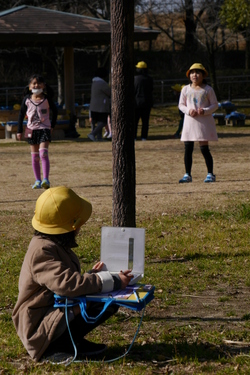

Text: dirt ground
xmin=2 ymin=131 xmax=250 ymax=295
xmin=2 ymin=130 xmax=250 ymax=370
xmin=1 ymin=129 xmax=250 ymax=217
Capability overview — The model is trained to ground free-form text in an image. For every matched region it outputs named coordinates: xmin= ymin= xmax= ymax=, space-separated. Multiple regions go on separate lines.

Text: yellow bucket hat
xmin=32 ymin=186 xmax=92 ymax=235
xmin=136 ymin=61 xmax=147 ymax=69
xmin=186 ymin=63 xmax=208 ymax=78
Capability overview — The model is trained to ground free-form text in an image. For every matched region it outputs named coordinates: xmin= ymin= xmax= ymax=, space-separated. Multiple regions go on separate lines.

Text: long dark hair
xmin=34 ymin=230 xmax=78 ymax=249
xmin=23 ymin=74 xmax=54 ymax=98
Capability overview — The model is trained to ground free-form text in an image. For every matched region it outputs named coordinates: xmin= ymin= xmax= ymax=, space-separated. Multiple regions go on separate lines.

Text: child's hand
xmin=189 ymin=109 xmax=198 ymax=117
xmin=119 ymin=270 xmax=134 ymax=289
xmin=197 ymin=108 xmax=204 ymax=115
xmin=16 ymin=133 xmax=22 ymax=141
xmin=92 ymin=261 xmax=104 ymax=272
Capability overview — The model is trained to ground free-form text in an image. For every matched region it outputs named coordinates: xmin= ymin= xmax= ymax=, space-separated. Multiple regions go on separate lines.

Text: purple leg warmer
xmin=39 ymin=148 xmax=50 ymax=180
xmin=31 ymin=152 xmax=41 ymax=181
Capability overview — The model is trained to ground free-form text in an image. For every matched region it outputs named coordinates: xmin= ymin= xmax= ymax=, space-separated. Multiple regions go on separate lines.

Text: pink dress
xmin=179 ymin=84 xmax=218 ymax=142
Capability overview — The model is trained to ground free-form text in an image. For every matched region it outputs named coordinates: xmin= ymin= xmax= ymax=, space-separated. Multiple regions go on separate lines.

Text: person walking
xmin=178 ymin=63 xmax=218 ymax=183
xmin=134 ymin=61 xmax=153 ymax=140
xmin=17 ymin=74 xmax=58 ymax=189
xmin=88 ymin=67 xmax=111 ymax=141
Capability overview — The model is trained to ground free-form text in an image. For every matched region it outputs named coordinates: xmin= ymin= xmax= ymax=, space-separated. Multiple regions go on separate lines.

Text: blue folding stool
xmin=53 ymin=284 xmax=155 ymax=365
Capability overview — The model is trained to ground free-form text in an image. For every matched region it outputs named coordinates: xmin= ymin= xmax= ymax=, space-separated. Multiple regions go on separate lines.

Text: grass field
xmin=1 ymin=105 xmax=250 ymax=374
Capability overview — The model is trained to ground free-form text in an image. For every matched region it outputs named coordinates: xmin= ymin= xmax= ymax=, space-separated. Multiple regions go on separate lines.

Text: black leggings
xmin=44 ymin=303 xmax=119 ymax=355
xmin=184 ymin=141 xmax=213 ymax=175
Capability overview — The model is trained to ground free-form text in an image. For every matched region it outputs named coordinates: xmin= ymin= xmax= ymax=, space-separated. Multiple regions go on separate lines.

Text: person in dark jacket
xmin=134 ymin=61 xmax=153 ymax=140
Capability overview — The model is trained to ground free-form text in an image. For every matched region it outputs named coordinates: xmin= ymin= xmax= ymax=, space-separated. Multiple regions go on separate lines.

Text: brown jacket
xmin=12 ymin=235 xmax=103 ymax=361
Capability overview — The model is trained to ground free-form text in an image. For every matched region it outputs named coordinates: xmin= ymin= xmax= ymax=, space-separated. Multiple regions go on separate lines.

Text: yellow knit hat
xmin=186 ymin=63 xmax=208 ymax=78
xmin=32 ymin=186 xmax=92 ymax=234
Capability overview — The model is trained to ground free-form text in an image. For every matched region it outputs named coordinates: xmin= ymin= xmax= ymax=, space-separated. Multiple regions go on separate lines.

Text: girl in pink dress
xmin=178 ymin=63 xmax=218 ymax=183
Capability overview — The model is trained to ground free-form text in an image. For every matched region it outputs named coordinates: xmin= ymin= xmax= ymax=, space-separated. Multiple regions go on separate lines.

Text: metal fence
xmin=1 ymin=75 xmax=250 ymax=108
xmin=153 ymin=75 xmax=250 ymax=104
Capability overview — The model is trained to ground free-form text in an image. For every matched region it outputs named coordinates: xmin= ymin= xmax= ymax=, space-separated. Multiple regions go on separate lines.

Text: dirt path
xmin=1 ymin=132 xmax=250 ymax=218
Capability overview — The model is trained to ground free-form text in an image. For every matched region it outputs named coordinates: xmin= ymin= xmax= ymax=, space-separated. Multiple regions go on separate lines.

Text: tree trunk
xmin=245 ymin=32 xmax=250 ymax=70
xmin=56 ymin=48 xmax=63 ymax=105
xmin=206 ymin=43 xmax=220 ymax=101
xmin=184 ymin=0 xmax=197 ymax=51
xmin=110 ymin=0 xmax=136 ymax=227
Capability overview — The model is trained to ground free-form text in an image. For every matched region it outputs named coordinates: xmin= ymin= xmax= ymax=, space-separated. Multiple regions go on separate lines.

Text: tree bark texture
xmin=110 ymin=0 xmax=136 ymax=227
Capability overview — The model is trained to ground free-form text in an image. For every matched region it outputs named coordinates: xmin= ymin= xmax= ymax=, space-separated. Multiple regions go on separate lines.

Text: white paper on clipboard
xmin=100 ymin=226 xmax=145 ymax=285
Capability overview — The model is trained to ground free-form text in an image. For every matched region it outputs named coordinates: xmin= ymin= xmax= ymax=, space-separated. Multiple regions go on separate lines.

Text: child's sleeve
xmin=203 ymin=87 xmax=218 ymax=115
xmin=178 ymin=86 xmax=190 ymax=115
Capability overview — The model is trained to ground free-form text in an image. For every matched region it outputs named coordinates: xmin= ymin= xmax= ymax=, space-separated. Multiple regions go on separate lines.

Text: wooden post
xmin=64 ymin=46 xmax=75 ymax=114
xmin=111 ymin=0 xmax=136 ymax=227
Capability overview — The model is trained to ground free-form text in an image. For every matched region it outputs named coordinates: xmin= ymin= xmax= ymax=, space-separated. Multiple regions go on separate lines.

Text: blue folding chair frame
xmin=53 ymin=284 xmax=155 ymax=365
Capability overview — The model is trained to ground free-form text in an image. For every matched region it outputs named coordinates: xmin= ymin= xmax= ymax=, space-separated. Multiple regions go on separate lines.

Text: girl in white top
xmin=178 ymin=63 xmax=218 ymax=183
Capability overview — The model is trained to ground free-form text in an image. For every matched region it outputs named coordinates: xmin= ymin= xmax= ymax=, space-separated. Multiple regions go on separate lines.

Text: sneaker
xmin=103 ymin=131 xmax=109 ymax=138
xmin=107 ymin=133 xmax=112 ymax=139
xmin=179 ymin=173 xmax=192 ymax=183
xmin=204 ymin=173 xmax=216 ymax=183
xmin=141 ymin=138 xmax=147 ymax=141
xmin=41 ymin=178 xmax=50 ymax=189
xmin=77 ymin=339 xmax=107 ymax=357
xmin=32 ymin=180 xmax=41 ymax=189
xmin=87 ymin=133 xmax=96 ymax=142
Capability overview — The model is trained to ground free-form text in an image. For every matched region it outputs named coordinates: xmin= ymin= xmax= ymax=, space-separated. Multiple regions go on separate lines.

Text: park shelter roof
xmin=0 ymin=5 xmax=160 ymax=47
xmin=0 ymin=5 xmax=160 ymax=114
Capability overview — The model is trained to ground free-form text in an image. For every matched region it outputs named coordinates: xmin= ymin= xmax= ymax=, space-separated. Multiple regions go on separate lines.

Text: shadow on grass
xmin=217 ymin=132 xmax=250 ymax=138
xmin=145 ymin=314 xmax=245 ymax=323
xmin=103 ymin=340 xmax=250 ymax=364
xmin=148 ymin=250 xmax=250 ymax=264
xmin=148 ymin=132 xmax=250 ymax=141
xmin=63 ymin=132 xmax=250 ymax=142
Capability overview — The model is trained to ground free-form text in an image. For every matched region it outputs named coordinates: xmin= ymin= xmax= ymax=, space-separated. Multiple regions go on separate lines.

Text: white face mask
xmin=32 ymin=88 xmax=43 ymax=95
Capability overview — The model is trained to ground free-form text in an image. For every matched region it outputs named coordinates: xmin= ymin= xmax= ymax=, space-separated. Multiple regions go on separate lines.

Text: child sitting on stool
xmin=12 ymin=186 xmax=133 ymax=361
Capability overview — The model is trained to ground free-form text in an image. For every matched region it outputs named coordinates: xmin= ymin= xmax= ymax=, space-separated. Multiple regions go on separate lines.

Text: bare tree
xmin=137 ymin=0 xmax=236 ymax=99
xmin=136 ymin=0 xmax=204 ymax=53
xmin=193 ymin=0 xmax=224 ymax=99
xmin=110 ymin=0 xmax=136 ymax=227
xmin=79 ymin=0 xmax=111 ymax=19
